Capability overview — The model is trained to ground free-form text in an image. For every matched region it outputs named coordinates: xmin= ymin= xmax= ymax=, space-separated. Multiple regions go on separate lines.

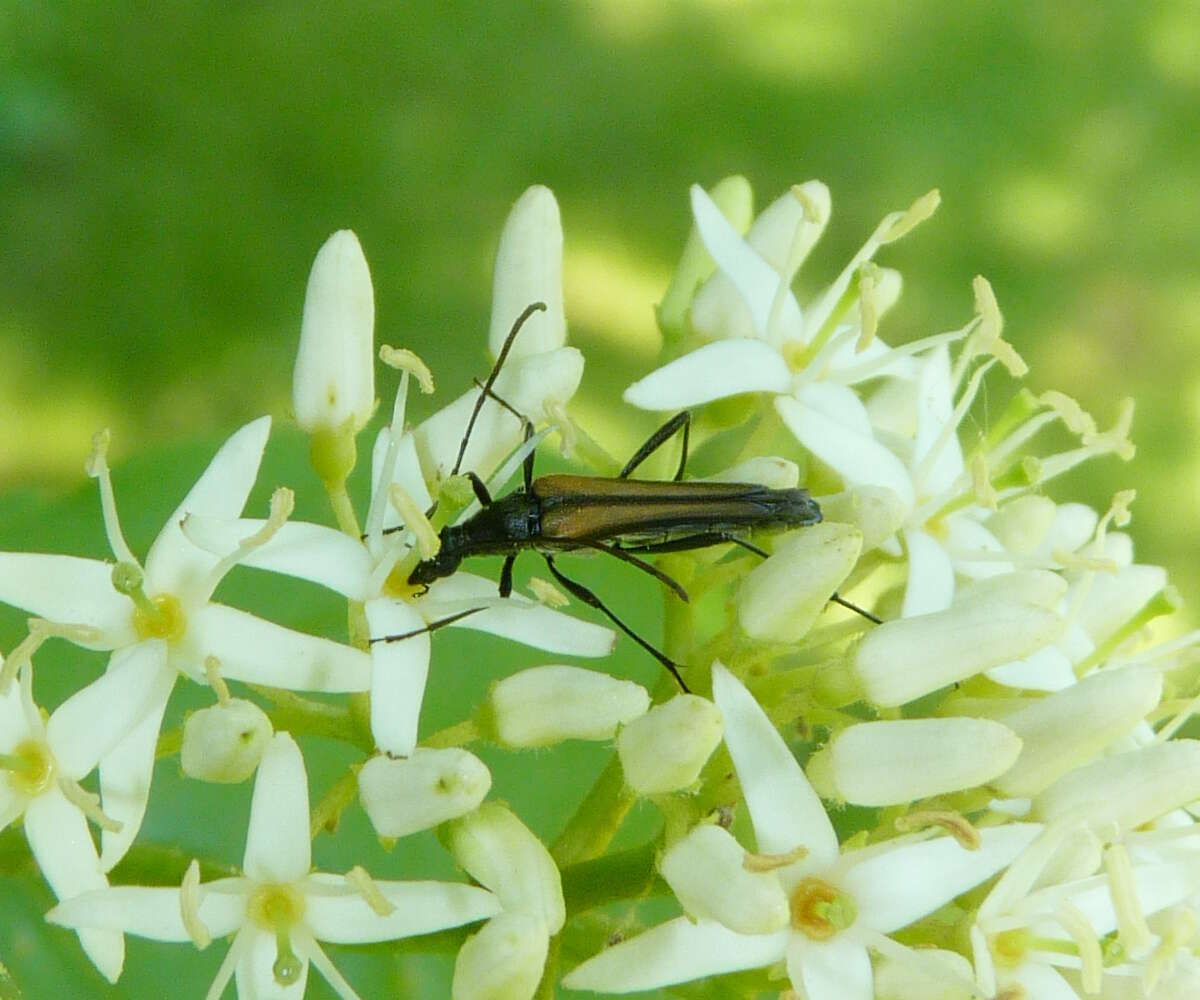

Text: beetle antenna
xmin=829 ymin=592 xmax=883 ymax=625
xmin=451 ymin=302 xmax=547 ymax=478
xmin=369 ymin=606 xmax=487 ymax=644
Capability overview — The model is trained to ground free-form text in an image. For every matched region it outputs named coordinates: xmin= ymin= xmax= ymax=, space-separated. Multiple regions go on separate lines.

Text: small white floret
xmin=617 ymin=694 xmax=723 ymax=795
xmin=489 ymin=666 xmax=649 ymax=748
xmin=452 ymin=911 xmax=550 ymax=1000
xmin=358 ymin=747 xmax=492 ymax=838
xmin=180 ymin=698 xmax=273 ymax=784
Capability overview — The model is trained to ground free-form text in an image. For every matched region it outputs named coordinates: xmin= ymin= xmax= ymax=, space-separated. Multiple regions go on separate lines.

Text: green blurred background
xmin=2 ymin=1 xmax=1199 ymax=996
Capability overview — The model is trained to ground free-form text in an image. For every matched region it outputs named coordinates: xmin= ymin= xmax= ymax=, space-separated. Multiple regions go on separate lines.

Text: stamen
xmin=345 ymin=865 xmax=395 ymax=916
xmin=826 ymin=324 xmax=971 ymax=386
xmin=389 ymin=483 xmax=440 ymax=560
xmin=791 ymin=182 xmax=827 ymax=226
xmin=544 ymin=398 xmax=577 ymax=459
xmin=970 ymin=454 xmax=998 ymax=510
xmin=881 ymin=188 xmax=940 ymax=243
xmin=528 ymin=577 xmax=569 ymax=608
xmin=1104 ymin=843 xmax=1152 ymax=959
xmin=742 ymin=843 xmax=809 ymax=873
xmin=204 ymin=656 xmax=231 ymax=706
xmin=58 ymin=776 xmax=123 ymax=832
xmin=894 ymin=810 xmax=981 ymax=850
xmin=968 ymin=276 xmax=1027 ymax=378
xmin=1143 ymin=908 xmax=1196 ymax=993
xmin=86 ymin=429 xmax=139 ymax=565
xmin=911 ymin=358 xmax=996 ymax=500
xmin=855 ymin=262 xmax=880 ymax=352
xmin=200 ymin=487 xmax=295 ymax=599
xmin=365 ymin=373 xmax=411 ymax=549
xmin=378 ymin=346 xmax=435 ymax=394
xmin=180 ymin=859 xmax=212 ymax=950
xmin=1040 ymin=390 xmax=1097 ymax=436
xmin=1083 ymin=397 xmax=1136 ymax=461
xmin=1055 ymin=901 xmax=1102 ymax=994
xmin=1 ymin=621 xmax=105 ymax=693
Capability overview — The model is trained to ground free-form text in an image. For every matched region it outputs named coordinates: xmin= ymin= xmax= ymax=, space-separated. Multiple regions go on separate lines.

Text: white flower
xmin=0 ymin=418 xmax=371 ymax=870
xmin=563 ymin=662 xmax=1040 ymax=998
xmin=47 ymin=732 xmax=500 ymax=1000
xmin=292 ymin=230 xmax=376 ymax=437
xmin=358 ymin=747 xmax=491 ymax=838
xmin=1 ymin=654 xmax=172 ymax=982
xmin=616 ymin=694 xmax=723 ymax=795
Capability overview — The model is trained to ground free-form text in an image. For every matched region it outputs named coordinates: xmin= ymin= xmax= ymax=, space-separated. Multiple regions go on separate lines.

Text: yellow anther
xmin=1039 ymin=390 xmax=1096 ymax=437
xmin=379 ymin=346 xmax=435 ymax=394
xmin=742 ymin=844 xmax=809 ymax=873
xmin=528 ymin=577 xmax=569 ymax=608
xmin=882 ymin=189 xmax=940 ymax=243
xmin=180 ymin=859 xmax=212 ymax=950
xmin=345 ymin=865 xmax=395 ymax=916
xmin=58 ymin=776 xmax=123 ymax=832
xmin=894 ymin=810 xmax=981 ymax=850
xmin=205 ymin=656 xmax=231 ymax=706
xmin=389 ymin=483 xmax=441 ymax=561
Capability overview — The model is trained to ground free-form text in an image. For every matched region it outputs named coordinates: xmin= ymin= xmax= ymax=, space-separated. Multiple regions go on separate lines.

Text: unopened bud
xmin=488 ymin=666 xmax=649 ymax=748
xmin=358 ymin=748 xmax=491 ymax=838
xmin=659 ymin=825 xmax=789 ymax=934
xmin=445 ymin=804 xmax=564 ymax=935
xmin=452 ymin=911 xmax=549 ymax=1000
xmin=738 ymin=523 xmax=862 ymax=643
xmin=180 ymin=699 xmax=273 ymax=784
xmin=293 ymin=230 xmax=375 ymax=435
xmin=808 ymin=718 xmax=1022 ymax=806
xmin=617 ymin=694 xmax=722 ymax=795
xmin=489 ymin=186 xmax=566 ymax=360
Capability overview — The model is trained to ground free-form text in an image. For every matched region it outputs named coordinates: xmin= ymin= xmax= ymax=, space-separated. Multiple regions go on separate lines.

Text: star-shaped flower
xmin=0 ymin=418 xmax=371 ymax=869
xmin=1 ymin=648 xmax=174 ymax=981
xmin=47 ymin=731 xmax=500 ymax=999
xmin=564 ymin=662 xmax=1040 ymax=998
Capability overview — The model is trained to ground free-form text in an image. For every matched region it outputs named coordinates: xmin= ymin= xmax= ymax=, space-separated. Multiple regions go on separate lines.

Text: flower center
xmin=990 ymin=927 xmax=1032 ymax=968
xmin=2 ymin=739 xmax=56 ymax=797
xmin=247 ymin=882 xmax=308 ymax=987
xmin=132 ymin=593 xmax=188 ymax=643
xmin=789 ymin=876 xmax=857 ymax=940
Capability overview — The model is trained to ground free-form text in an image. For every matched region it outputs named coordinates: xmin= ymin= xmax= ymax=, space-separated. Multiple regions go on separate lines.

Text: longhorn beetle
xmin=375 ymin=303 xmax=879 ymax=691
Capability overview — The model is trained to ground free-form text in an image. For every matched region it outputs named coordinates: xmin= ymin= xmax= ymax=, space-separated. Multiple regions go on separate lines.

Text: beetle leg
xmin=543 ymin=555 xmax=690 ymax=692
xmin=465 ymin=471 xmax=494 ymax=508
xmin=619 ymin=411 xmax=691 ymax=481
xmin=499 ymin=554 xmax=516 ymax=598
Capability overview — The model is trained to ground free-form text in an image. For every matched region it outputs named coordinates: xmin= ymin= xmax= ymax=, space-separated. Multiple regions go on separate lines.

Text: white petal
xmin=0 ymin=669 xmax=32 ymax=749
xmin=1074 ymin=564 xmax=1168 ymax=647
xmin=181 ymin=517 xmax=374 ymax=601
xmin=490 ymin=665 xmax=648 ymax=747
xmin=911 ymin=347 xmax=964 ymax=497
xmin=561 ymin=916 xmax=788 ymax=993
xmin=452 ymin=911 xmax=548 ymax=1000
xmin=48 ymin=640 xmax=172 ymax=780
xmin=424 ymin=573 xmax=615 ymax=658
xmin=986 ymin=644 xmax=1078 ymax=692
xmin=776 ymin=395 xmax=915 ymax=509
xmin=236 ymin=925 xmax=309 ymax=1000
xmin=294 ymin=930 xmax=359 ymax=1000
xmin=489 ymin=185 xmax=567 ymax=359
xmin=358 ymin=749 xmax=491 ymax=838
xmin=144 ymin=416 xmax=271 ymax=600
xmin=364 ymin=599 xmax=430 ymax=757
xmin=98 ymin=677 xmax=174 ymax=871
xmin=1007 ymin=962 xmax=1080 ymax=1000
xmin=690 ymin=184 xmax=803 ymax=341
xmin=191 ymin=603 xmax=371 ymax=692
xmin=243 ymin=732 xmax=311 ymax=883
xmin=617 ymin=694 xmax=724 ymax=795
xmin=303 ymin=874 xmax=500 ymax=943
xmin=24 ymin=788 xmax=126 ymax=982
xmin=0 ymin=553 xmax=132 ymax=644
xmin=793 ymin=380 xmax=876 ymax=437
xmin=789 ymin=934 xmax=873 ymax=1000
xmin=623 ymin=340 xmax=791 ymax=411
xmin=901 ymin=529 xmax=955 ymax=616
xmin=711 ymin=661 xmax=837 ymax=864
xmin=943 ymin=517 xmax=1011 ymax=580
xmin=47 ymin=879 xmax=249 ymax=941
xmin=843 ymin=823 xmax=1040 ymax=933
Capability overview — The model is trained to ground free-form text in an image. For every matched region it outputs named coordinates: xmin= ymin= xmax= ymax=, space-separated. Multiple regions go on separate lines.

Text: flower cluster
xmin=1 ymin=175 xmax=1196 ymax=1000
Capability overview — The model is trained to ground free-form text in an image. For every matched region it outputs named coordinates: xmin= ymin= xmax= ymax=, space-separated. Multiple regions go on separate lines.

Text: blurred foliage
xmin=1 ymin=0 xmax=1199 ymax=995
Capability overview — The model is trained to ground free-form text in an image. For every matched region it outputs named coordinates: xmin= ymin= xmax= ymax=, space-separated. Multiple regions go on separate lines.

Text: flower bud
xmin=852 ymin=576 xmax=1066 ymax=707
xmin=452 ymin=912 xmax=549 ymax=1000
xmin=738 ymin=523 xmax=863 ymax=643
xmin=445 ymin=804 xmax=564 ymax=934
xmin=293 ymin=230 xmax=375 ymax=435
xmin=658 ymin=825 xmax=788 ymax=934
xmin=658 ymin=176 xmax=754 ymax=342
xmin=488 ymin=666 xmax=649 ymax=748
xmin=1036 ymin=739 xmax=1200 ymax=832
xmin=993 ymin=667 xmax=1163 ymax=797
xmin=358 ymin=748 xmax=491 ymax=838
xmin=180 ymin=698 xmax=272 ymax=783
xmin=874 ymin=948 xmax=975 ymax=1000
xmin=617 ymin=694 xmax=722 ymax=795
xmin=489 ymin=186 xmax=566 ymax=360
xmin=808 ymin=718 xmax=1022 ymax=806
xmin=818 ymin=487 xmax=907 ymax=552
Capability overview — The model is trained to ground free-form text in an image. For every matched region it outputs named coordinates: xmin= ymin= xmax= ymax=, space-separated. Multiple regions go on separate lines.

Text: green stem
xmin=248 ymin=685 xmax=373 ymax=752
xmin=560 ymin=841 xmax=661 ymax=916
xmin=550 ymin=756 xmax=636 ymax=868
xmin=423 ymin=718 xmax=481 ymax=749
xmin=311 ymin=765 xmax=362 ymax=839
